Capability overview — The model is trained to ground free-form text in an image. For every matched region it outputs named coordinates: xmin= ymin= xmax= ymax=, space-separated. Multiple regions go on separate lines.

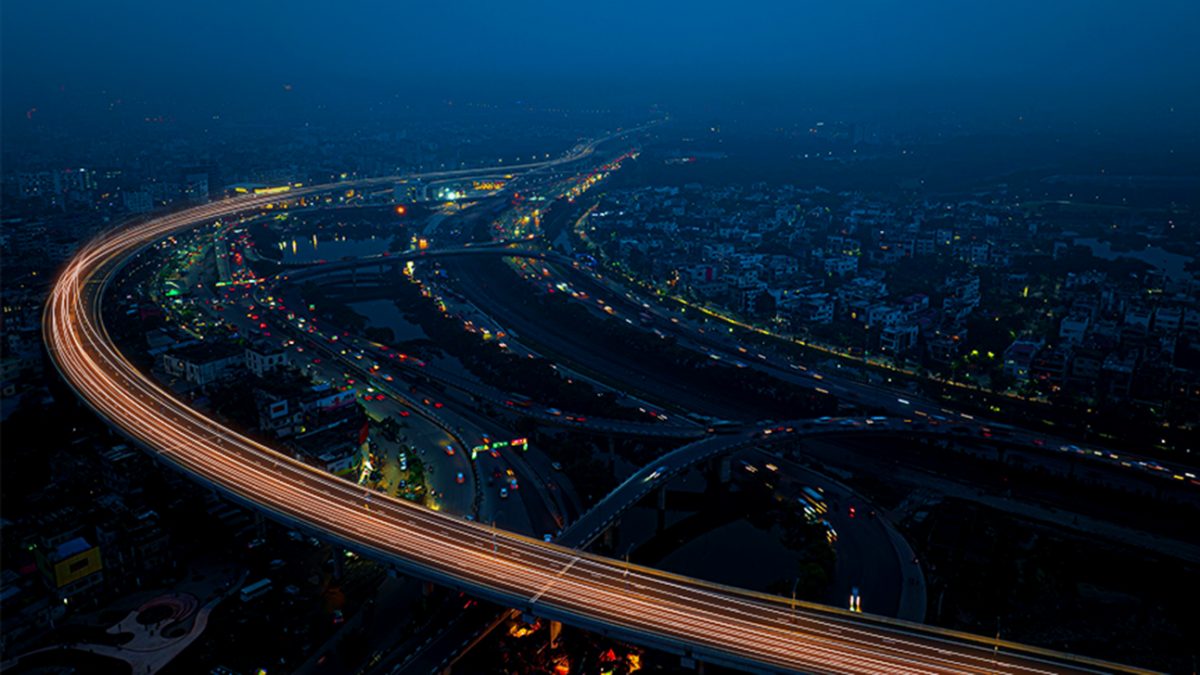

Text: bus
xmin=240 ymin=578 xmax=273 ymax=602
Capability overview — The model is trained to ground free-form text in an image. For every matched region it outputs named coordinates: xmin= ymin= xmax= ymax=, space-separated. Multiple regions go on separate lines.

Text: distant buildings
xmin=585 ymin=173 xmax=1199 ymax=428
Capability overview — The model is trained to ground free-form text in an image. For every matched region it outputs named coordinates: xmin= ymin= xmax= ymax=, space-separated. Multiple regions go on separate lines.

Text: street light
xmin=623 ymin=544 xmax=634 ymax=593
xmin=790 ymin=577 xmax=798 ymax=620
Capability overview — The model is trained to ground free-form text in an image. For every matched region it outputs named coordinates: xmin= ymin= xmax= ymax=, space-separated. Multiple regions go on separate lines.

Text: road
xmin=445 ymin=256 xmax=768 ymax=420
xmin=45 ymin=182 xmax=1154 ymax=674
xmin=267 ymin=249 xmax=704 ymax=440
xmin=513 ymin=257 xmax=1199 ymax=492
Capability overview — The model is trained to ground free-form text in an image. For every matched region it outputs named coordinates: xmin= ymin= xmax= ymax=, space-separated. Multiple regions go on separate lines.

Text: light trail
xmin=44 ymin=179 xmax=1153 ymax=674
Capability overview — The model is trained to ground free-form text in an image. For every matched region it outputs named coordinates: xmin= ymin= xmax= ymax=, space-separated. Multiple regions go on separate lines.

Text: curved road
xmin=45 ymin=184 xmax=1150 ymax=674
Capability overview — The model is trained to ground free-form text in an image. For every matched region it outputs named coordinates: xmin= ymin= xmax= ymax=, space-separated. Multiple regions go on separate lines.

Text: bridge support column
xmin=548 ymin=619 xmax=562 ymax=648
xmin=656 ymin=485 xmax=668 ymax=534
xmin=601 ymin=522 xmax=617 ymax=550
xmin=332 ymin=548 xmax=345 ymax=581
xmin=718 ymin=457 xmax=732 ymax=485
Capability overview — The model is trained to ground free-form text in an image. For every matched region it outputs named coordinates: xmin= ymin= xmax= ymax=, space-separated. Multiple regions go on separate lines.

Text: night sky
xmin=3 ymin=1 xmax=1198 ymax=132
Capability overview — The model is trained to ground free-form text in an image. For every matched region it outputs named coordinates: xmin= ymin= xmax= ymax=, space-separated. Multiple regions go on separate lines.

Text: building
xmin=123 ymin=191 xmax=153 ymax=214
xmin=255 ymin=379 xmax=359 ymax=439
xmin=161 ymin=342 xmax=244 ymax=388
xmin=942 ymin=274 xmax=981 ymax=322
xmin=1123 ymin=306 xmax=1152 ymax=334
xmin=95 ymin=507 xmax=171 ymax=591
xmin=291 ymin=426 xmax=363 ymax=476
xmin=1067 ymin=345 xmax=1106 ymax=393
xmin=1102 ymin=351 xmax=1138 ymax=399
xmin=864 ymin=303 xmax=903 ymax=328
xmin=879 ymin=323 xmax=919 ymax=354
xmin=245 ymin=341 xmax=289 ymax=377
xmin=181 ymin=172 xmax=210 ymax=204
xmin=1154 ymin=306 xmax=1183 ymax=334
xmin=898 ymin=293 xmax=930 ymax=319
xmin=99 ymin=444 xmax=143 ymax=496
xmin=822 ymin=255 xmax=859 ymax=277
xmin=733 ymin=278 xmax=768 ymax=315
xmin=1030 ymin=347 xmax=1070 ymax=392
xmin=779 ymin=292 xmax=833 ymax=325
xmin=1059 ymin=313 xmax=1090 ymax=345
xmin=31 ymin=514 xmax=104 ymax=604
xmin=1003 ymin=338 xmax=1044 ymax=381
xmin=36 ymin=537 xmax=103 ymax=602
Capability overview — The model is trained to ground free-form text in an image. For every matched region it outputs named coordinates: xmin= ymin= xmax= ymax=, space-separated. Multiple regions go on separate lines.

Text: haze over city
xmin=2 ymin=2 xmax=1198 ymax=674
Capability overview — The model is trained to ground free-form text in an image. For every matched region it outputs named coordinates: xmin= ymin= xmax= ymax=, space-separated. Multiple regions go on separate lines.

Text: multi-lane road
xmin=492 ymin=247 xmax=1199 ymax=493
xmin=45 ymin=172 xmax=1158 ymax=673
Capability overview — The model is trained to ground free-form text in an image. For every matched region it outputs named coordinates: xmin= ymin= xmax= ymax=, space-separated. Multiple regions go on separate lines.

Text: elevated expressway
xmin=46 ymin=185 xmax=1151 ymax=674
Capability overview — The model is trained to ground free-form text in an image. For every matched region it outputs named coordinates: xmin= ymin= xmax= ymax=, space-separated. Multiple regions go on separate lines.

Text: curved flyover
xmin=45 ymin=186 xmax=1148 ymax=675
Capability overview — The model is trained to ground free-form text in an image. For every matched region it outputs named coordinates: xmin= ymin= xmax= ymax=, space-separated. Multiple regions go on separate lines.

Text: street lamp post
xmin=791 ymin=577 xmax=799 ymax=624
xmin=623 ymin=544 xmax=634 ymax=594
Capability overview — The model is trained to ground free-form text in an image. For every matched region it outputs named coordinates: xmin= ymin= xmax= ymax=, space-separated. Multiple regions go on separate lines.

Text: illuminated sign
xmin=469 ymin=437 xmax=528 ymax=459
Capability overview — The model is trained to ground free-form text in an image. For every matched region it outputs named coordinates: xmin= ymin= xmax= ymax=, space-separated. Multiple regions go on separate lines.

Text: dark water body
xmin=347 ymin=299 xmax=429 ymax=342
xmin=1074 ymin=237 xmax=1193 ymax=282
xmin=277 ymin=234 xmax=391 ymax=264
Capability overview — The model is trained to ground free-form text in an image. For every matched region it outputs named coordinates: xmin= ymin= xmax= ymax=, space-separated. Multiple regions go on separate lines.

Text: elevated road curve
xmin=45 ymin=185 xmax=1152 ymax=674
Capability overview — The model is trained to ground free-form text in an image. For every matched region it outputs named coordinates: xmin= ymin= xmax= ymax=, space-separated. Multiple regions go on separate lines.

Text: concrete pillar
xmin=656 ymin=485 xmax=668 ymax=533
xmin=332 ymin=549 xmax=345 ymax=581
xmin=718 ymin=457 xmax=732 ymax=484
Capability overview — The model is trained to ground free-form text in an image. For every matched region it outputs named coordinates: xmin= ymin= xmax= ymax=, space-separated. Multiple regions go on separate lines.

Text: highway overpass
xmin=45 ymin=180 xmax=1152 ymax=674
xmin=274 ymin=242 xmax=572 ymax=283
